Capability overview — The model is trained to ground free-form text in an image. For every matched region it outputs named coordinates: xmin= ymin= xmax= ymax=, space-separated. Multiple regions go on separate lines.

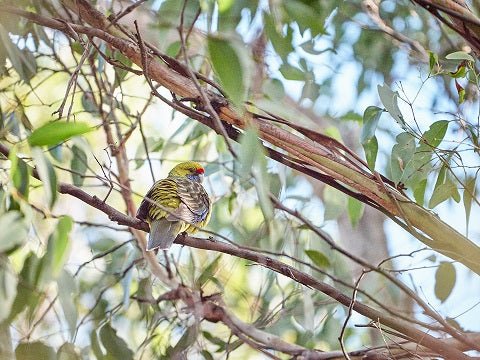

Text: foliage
xmin=0 ymin=0 xmax=479 ymax=359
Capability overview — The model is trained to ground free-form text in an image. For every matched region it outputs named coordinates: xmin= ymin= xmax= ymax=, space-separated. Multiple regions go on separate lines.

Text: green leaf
xmin=434 ymin=262 xmax=456 ymax=303
xmin=28 ymin=121 xmax=92 ymax=147
xmin=421 ymin=120 xmax=448 ymax=148
xmin=413 ymin=178 xmax=427 ymax=206
xmin=48 ymin=216 xmax=73 ymax=277
xmin=239 ymin=127 xmax=273 ymax=220
xmin=377 ymin=84 xmax=405 ymax=127
xmin=207 ymin=36 xmax=245 ymax=107
xmin=201 ymin=350 xmax=215 ymax=360
xmin=196 ymin=255 xmax=221 ymax=288
xmin=171 ymin=324 xmax=199 ymax=356
xmin=9 ymin=148 xmax=30 ymax=199
xmin=57 ymin=342 xmax=81 ymax=360
xmin=15 ymin=342 xmax=56 ymax=360
xmin=446 ymin=51 xmax=475 ymax=62
xmin=360 ymin=106 xmax=383 ymax=143
xmin=362 ymin=135 xmax=378 ymax=171
xmin=0 ymin=211 xmax=28 ymax=252
xmin=463 ymin=176 xmax=476 ymax=235
xmin=428 ymin=51 xmax=438 ymax=72
xmin=347 ymin=197 xmax=364 ymax=227
xmin=8 ymin=253 xmax=42 ymax=322
xmin=390 ymin=132 xmax=415 ymax=184
xmin=305 ymin=250 xmax=330 ymax=269
xmin=57 ymin=270 xmax=77 ymax=340
xmin=70 ymin=145 xmax=87 ymax=187
xmin=428 ymin=178 xmax=460 ymax=208
xmin=0 ymin=256 xmax=17 ymax=322
xmin=264 ymin=14 xmax=293 ymax=60
xmin=279 ymin=63 xmax=305 ymax=81
xmin=283 ymin=0 xmax=326 ymax=37
xmin=90 ymin=330 xmax=105 ymax=360
xmin=100 ymin=323 xmax=134 ymax=360
xmin=31 ymin=147 xmax=57 ymax=208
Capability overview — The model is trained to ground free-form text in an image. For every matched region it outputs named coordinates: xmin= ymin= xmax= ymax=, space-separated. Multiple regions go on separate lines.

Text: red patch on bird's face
xmin=196 ymin=168 xmax=205 ymax=174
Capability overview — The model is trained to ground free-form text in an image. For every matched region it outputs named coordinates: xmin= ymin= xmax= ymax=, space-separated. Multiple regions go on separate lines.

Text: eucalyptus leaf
xmin=0 ymin=211 xmax=28 ymax=252
xmin=377 ymin=84 xmax=405 ymax=127
xmin=208 ymin=36 xmax=245 ymax=107
xmin=70 ymin=145 xmax=87 ymax=187
xmin=31 ymin=147 xmax=57 ymax=207
xmin=434 ymin=262 xmax=456 ymax=303
xmin=361 ymin=106 xmax=383 ymax=143
xmin=99 ymin=323 xmax=134 ymax=360
xmin=15 ymin=342 xmax=56 ymax=360
xmin=57 ymin=270 xmax=77 ymax=340
xmin=305 ymin=250 xmax=330 ymax=269
xmin=0 ymin=257 xmax=17 ymax=322
xmin=445 ymin=51 xmax=475 ymax=62
xmin=347 ymin=197 xmax=364 ymax=227
xmin=57 ymin=342 xmax=81 ymax=360
xmin=28 ymin=122 xmax=92 ymax=147
xmin=463 ymin=176 xmax=476 ymax=235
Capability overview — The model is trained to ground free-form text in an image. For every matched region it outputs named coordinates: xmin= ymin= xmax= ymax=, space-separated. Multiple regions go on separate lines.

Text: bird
xmin=136 ymin=161 xmax=211 ymax=251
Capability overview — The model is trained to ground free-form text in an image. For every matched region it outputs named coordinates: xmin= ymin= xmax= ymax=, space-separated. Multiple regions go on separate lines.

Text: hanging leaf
xmin=434 ymin=262 xmax=456 ymax=303
xmin=208 ymin=35 xmax=246 ymax=107
xmin=0 ymin=211 xmax=28 ymax=252
xmin=377 ymin=84 xmax=405 ymax=127
xmin=171 ymin=324 xmax=199 ymax=356
xmin=279 ymin=63 xmax=305 ymax=81
xmin=413 ymin=178 xmax=427 ymax=206
xmin=70 ymin=145 xmax=88 ymax=186
xmin=263 ymin=14 xmax=293 ymax=60
xmin=360 ymin=106 xmax=383 ymax=143
xmin=57 ymin=270 xmax=78 ymax=340
xmin=15 ymin=342 xmax=56 ymax=360
xmin=8 ymin=253 xmax=42 ymax=322
xmin=31 ymin=147 xmax=57 ymax=207
xmin=390 ymin=132 xmax=415 ymax=184
xmin=305 ymin=250 xmax=330 ymax=269
xmin=0 ymin=256 xmax=17 ymax=322
xmin=323 ymin=186 xmax=347 ymax=220
xmin=28 ymin=121 xmax=92 ymax=147
xmin=47 ymin=216 xmax=73 ymax=277
xmin=463 ymin=176 xmax=476 ymax=235
xmin=428 ymin=178 xmax=460 ymax=208
xmin=363 ymin=135 xmax=378 ymax=171
xmin=283 ymin=0 xmax=326 ymax=37
xmin=196 ymin=255 xmax=222 ymax=288
xmin=239 ymin=127 xmax=274 ymax=220
xmin=57 ymin=342 xmax=81 ymax=360
xmin=347 ymin=197 xmax=364 ymax=227
xmin=9 ymin=148 xmax=30 ymax=199
xmin=421 ymin=120 xmax=449 ymax=148
xmin=99 ymin=323 xmax=134 ymax=360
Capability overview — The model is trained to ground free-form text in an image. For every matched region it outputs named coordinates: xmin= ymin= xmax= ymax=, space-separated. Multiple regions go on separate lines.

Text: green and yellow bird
xmin=136 ymin=161 xmax=212 ymax=250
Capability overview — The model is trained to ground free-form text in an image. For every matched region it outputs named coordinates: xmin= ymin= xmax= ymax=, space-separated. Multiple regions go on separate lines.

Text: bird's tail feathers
xmin=147 ymin=219 xmax=182 ymax=251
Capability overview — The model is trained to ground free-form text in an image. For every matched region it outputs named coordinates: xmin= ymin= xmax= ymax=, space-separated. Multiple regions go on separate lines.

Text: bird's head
xmin=169 ymin=161 xmax=205 ymax=182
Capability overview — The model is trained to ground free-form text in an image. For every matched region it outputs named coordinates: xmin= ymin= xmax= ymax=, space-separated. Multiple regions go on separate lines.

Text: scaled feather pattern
xmin=136 ymin=161 xmax=211 ymax=250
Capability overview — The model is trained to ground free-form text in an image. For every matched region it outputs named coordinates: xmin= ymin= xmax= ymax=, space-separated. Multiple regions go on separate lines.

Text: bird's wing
xmin=136 ymin=178 xmax=181 ymax=221
xmin=169 ymin=177 xmax=211 ymax=224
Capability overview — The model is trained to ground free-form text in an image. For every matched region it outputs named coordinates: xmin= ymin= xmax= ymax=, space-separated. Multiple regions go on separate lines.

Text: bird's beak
xmin=198 ymin=173 xmax=204 ymax=183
